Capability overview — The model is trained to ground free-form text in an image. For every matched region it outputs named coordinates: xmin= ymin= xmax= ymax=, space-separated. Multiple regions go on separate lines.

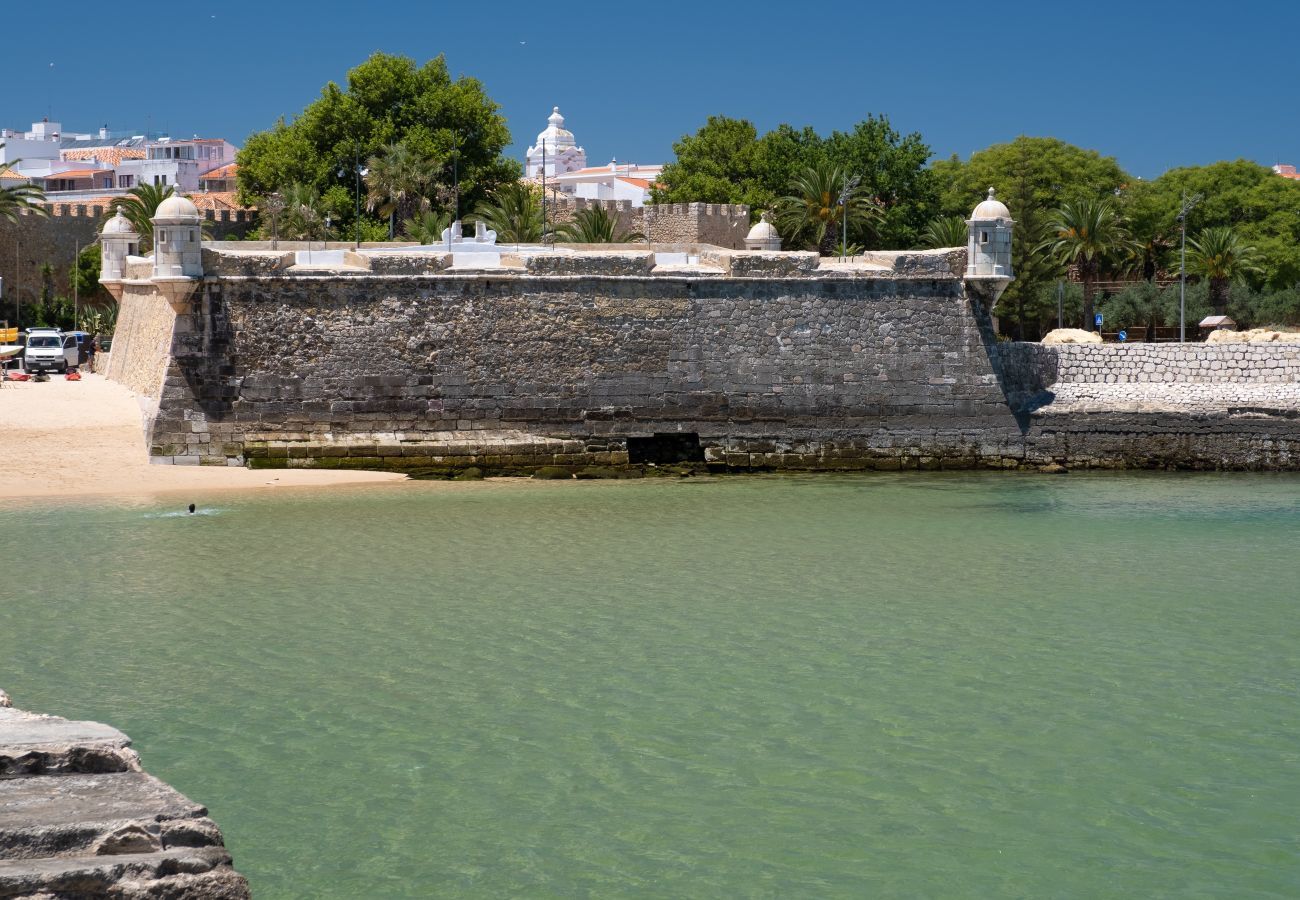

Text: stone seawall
xmin=0 ymin=691 xmax=250 ymax=898
xmin=144 ymin=264 xmax=1033 ymax=470
xmin=992 ymin=342 xmax=1300 ymax=469
xmin=104 ymin=245 xmax=1300 ymax=472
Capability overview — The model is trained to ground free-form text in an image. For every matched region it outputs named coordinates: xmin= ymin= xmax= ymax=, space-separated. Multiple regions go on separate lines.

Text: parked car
xmin=23 ymin=328 xmax=79 ymax=374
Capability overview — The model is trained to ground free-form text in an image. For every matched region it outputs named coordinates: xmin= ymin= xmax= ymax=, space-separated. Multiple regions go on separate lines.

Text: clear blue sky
xmin=3 ymin=0 xmax=1292 ymax=179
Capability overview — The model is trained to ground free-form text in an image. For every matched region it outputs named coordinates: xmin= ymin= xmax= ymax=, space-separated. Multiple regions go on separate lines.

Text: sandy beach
xmin=0 ymin=374 xmax=403 ymax=500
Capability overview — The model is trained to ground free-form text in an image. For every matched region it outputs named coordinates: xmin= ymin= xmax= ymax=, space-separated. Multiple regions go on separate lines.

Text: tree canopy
xmin=1119 ymin=160 xmax=1300 ymax=290
xmin=237 ymin=53 xmax=519 ymax=234
xmin=652 ymin=114 xmax=938 ymax=249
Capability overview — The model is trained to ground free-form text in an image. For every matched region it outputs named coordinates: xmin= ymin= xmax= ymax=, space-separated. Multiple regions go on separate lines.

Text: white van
xmin=23 ymin=329 xmax=79 ymax=374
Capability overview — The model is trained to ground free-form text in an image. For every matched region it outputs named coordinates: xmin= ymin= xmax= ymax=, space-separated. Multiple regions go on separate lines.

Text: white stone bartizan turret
xmin=98 ymin=209 xmax=140 ymax=300
xmin=150 ymin=190 xmax=203 ymax=311
xmin=964 ymin=187 xmax=1014 ymax=303
xmin=745 ymin=213 xmax=782 ymax=251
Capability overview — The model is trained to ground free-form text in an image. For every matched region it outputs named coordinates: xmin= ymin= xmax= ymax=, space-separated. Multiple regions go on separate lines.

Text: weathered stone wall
xmin=146 ymin=266 xmax=1031 ymax=469
xmin=1052 ymin=343 xmax=1300 ymax=383
xmin=107 ymin=245 xmax=1300 ymax=473
xmin=103 ymin=260 xmax=177 ymax=408
xmin=0 ymin=690 xmax=250 ymax=898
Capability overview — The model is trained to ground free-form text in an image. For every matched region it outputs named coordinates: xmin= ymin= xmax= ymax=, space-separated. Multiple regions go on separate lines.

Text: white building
xmin=115 ymin=138 xmax=239 ymax=191
xmin=523 ymin=107 xmax=662 ymax=207
xmin=0 ymin=118 xmax=238 ymax=198
xmin=525 ymin=107 xmax=586 ymax=179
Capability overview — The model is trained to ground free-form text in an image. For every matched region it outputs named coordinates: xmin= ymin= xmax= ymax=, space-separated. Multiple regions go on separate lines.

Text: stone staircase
xmin=0 ymin=690 xmax=249 ymax=898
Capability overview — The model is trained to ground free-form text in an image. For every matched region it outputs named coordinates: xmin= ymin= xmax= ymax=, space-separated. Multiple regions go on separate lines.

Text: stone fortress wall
xmin=101 ymin=241 xmax=1300 ymax=472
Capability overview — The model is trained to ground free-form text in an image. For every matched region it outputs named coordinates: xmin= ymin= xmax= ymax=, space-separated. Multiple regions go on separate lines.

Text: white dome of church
xmin=153 ymin=191 xmax=200 ymax=221
xmin=535 ymin=107 xmax=576 ymax=150
xmin=525 ymin=106 xmax=586 ymax=179
xmin=970 ymin=187 xmax=1012 ymax=221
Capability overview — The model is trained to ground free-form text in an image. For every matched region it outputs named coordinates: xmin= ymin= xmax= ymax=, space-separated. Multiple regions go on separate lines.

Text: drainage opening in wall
xmin=626 ymin=433 xmax=705 ymax=465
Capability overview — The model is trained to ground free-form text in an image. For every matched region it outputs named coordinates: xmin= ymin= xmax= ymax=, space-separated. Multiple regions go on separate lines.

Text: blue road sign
xmin=1095 ymin=313 xmax=1104 ymax=327
xmin=1118 ymin=330 xmax=1127 ymax=342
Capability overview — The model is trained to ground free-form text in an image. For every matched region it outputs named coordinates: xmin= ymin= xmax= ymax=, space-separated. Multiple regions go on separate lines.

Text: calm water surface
xmin=2 ymin=474 xmax=1298 ymax=897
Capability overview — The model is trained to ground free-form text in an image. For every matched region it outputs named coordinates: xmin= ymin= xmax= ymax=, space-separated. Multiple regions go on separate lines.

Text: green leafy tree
xmin=1098 ymin=281 xmax=1163 ymax=332
xmin=652 ymin=116 xmax=769 ymax=208
xmin=365 ymin=140 xmax=435 ymax=237
xmin=70 ymin=244 xmax=112 ymax=311
xmin=653 ymin=115 xmax=936 ymax=248
xmin=1187 ymin=226 xmax=1264 ymax=314
xmin=471 ymin=182 xmax=544 ymax=243
xmin=934 ymin=137 xmax=1129 ymax=334
xmin=1120 ymin=160 xmax=1300 ymax=290
xmin=556 ymin=206 xmax=642 ymax=243
xmin=1038 ymin=198 xmax=1135 ymax=330
xmin=821 ymin=117 xmax=938 ymax=248
xmin=0 ymin=146 xmax=47 ymax=221
xmin=775 ymin=163 xmax=880 ymax=255
xmin=237 ymin=53 xmax=518 ymax=235
xmin=922 ymin=215 xmax=968 ymax=249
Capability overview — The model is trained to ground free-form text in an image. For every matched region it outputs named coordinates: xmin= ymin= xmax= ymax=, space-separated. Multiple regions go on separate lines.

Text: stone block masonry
xmin=0 ymin=691 xmax=250 ymax=898
xmin=107 ymin=245 xmax=1300 ymax=472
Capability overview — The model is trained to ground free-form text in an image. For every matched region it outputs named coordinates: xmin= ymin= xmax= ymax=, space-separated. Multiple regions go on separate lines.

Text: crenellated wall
xmin=548 ymin=199 xmax=752 ymax=249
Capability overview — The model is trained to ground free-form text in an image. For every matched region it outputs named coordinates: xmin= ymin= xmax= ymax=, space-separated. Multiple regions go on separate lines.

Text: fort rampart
xmin=102 ymin=244 xmax=1300 ymax=472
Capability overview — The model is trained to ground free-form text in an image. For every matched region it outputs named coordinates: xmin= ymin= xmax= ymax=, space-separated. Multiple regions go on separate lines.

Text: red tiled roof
xmin=200 ymin=163 xmax=238 ymax=180
xmin=44 ymin=169 xmax=105 ymax=180
xmin=617 ymin=177 xmax=652 ymax=189
xmin=61 ymin=147 xmax=146 ymax=166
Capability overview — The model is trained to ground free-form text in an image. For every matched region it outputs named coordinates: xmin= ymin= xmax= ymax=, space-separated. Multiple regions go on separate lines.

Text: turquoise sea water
xmin=2 ymin=474 xmax=1298 ymax=898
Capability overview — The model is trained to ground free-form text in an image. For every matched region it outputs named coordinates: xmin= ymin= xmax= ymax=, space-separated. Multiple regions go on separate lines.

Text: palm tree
xmin=556 ymin=205 xmax=643 ymax=243
xmin=774 ymin=163 xmax=879 ymax=256
xmin=0 ymin=146 xmax=47 ymax=222
xmin=922 ymin=215 xmax=968 ymax=249
xmin=1038 ymin=198 xmax=1134 ymax=331
xmin=278 ymin=183 xmax=328 ymax=241
xmin=365 ymin=141 xmax=434 ymax=237
xmin=471 ymin=183 xmax=544 ymax=243
xmin=402 ymin=209 xmax=453 ymax=245
xmin=1187 ymin=226 xmax=1263 ymax=315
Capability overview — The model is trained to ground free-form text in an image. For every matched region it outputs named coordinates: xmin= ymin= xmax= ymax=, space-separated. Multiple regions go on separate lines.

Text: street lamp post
xmin=266 ymin=192 xmax=284 ymax=251
xmin=1177 ymin=190 xmax=1203 ymax=343
xmin=839 ymin=175 xmax=862 ymax=262
xmin=338 ymin=148 xmax=364 ymax=250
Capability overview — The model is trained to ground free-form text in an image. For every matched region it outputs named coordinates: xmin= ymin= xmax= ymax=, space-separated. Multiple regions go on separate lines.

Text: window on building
xmin=158 ymin=230 xmax=167 ymax=243
xmin=118 ymin=175 xmax=134 ymax=188
xmin=981 ymin=231 xmax=989 ymax=244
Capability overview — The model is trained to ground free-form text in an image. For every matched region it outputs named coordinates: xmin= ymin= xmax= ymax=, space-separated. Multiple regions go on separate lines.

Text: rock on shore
xmin=0 ymin=693 xmax=250 ymax=898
